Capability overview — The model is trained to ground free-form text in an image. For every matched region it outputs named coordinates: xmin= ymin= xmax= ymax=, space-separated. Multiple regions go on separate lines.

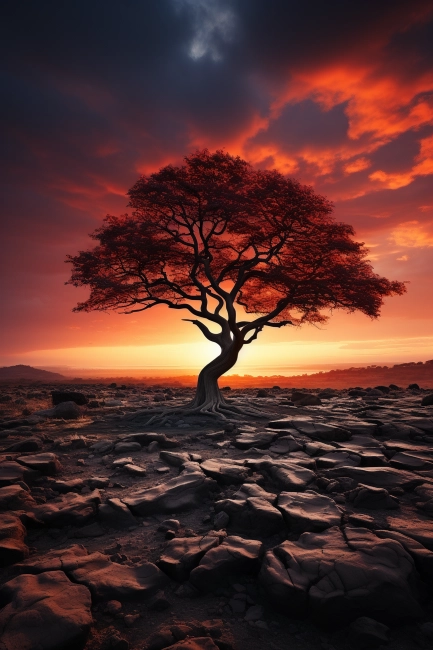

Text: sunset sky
xmin=1 ymin=0 xmax=433 ymax=375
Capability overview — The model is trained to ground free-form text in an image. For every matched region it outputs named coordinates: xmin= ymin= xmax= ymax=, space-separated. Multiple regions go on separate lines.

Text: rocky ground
xmin=1 ymin=382 xmax=433 ymax=650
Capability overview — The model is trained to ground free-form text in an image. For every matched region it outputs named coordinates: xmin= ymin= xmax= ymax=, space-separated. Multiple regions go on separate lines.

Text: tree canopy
xmin=67 ymin=149 xmax=406 ymax=419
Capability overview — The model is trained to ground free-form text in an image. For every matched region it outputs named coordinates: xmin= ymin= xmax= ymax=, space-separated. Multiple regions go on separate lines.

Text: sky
xmin=1 ymin=0 xmax=433 ymax=375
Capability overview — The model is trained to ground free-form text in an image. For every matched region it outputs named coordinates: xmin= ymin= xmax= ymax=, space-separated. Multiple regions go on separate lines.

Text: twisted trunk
xmin=189 ymin=340 xmax=243 ymax=409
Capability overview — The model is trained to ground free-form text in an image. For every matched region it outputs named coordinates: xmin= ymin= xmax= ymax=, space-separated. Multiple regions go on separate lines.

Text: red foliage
xmin=67 ymin=149 xmax=406 ymax=342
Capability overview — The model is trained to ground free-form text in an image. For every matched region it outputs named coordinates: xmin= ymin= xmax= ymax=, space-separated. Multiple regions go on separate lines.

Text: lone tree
xmin=67 ymin=150 xmax=406 ymax=421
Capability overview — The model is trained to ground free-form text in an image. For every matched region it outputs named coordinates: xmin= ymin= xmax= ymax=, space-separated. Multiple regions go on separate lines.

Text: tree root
xmin=125 ymin=399 xmax=276 ymax=426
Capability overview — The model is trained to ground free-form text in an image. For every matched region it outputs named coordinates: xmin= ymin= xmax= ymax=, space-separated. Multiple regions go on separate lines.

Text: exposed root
xmin=125 ymin=399 xmax=276 ymax=426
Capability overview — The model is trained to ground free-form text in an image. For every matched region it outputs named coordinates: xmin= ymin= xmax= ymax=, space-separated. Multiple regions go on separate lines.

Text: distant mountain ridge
xmin=0 ymin=365 xmax=66 ymax=381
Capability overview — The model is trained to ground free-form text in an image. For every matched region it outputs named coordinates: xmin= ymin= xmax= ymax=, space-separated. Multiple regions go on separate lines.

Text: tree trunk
xmin=190 ymin=341 xmax=242 ymax=408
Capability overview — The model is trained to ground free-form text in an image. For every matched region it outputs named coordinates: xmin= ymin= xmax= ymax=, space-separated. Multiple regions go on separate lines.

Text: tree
xmin=67 ymin=150 xmax=406 ymax=421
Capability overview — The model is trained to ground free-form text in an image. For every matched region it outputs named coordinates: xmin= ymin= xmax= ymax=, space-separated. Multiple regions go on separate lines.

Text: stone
xmin=268 ymin=418 xmax=351 ymax=442
xmin=51 ymin=478 xmax=86 ymax=493
xmin=421 ymin=393 xmax=433 ymax=406
xmin=259 ymin=525 xmax=423 ymax=626
xmin=3 ymin=438 xmax=42 ymax=452
xmin=377 ymin=422 xmax=424 ymax=439
xmin=51 ymin=390 xmax=88 ymax=405
xmin=123 ymin=471 xmax=216 ymax=515
xmin=233 ymin=431 xmax=277 ymax=449
xmin=119 ymin=432 xmax=180 ymax=448
xmin=213 ymin=511 xmax=229 ymax=529
xmin=0 ymin=571 xmax=92 ymax=650
xmin=348 ymin=616 xmax=390 ymax=649
xmin=15 ymin=544 xmax=89 ymax=574
xmin=0 ymin=484 xmax=35 ymax=510
xmin=88 ymin=476 xmax=110 ymax=489
xmin=90 ymin=440 xmax=114 ymax=454
xmin=215 ymin=496 xmax=285 ymax=537
xmin=189 ymin=536 xmax=263 ymax=592
xmin=124 ymin=463 xmax=146 ymax=476
xmin=375 ymin=530 xmax=433 ymax=580
xmin=322 ymin=466 xmax=423 ymax=490
xmin=200 ymin=459 xmax=251 ymax=485
xmin=114 ymin=441 xmax=142 ymax=453
xmin=0 ymin=512 xmax=29 ymax=567
xmin=17 ymin=452 xmax=62 ymax=476
xmin=268 ymin=435 xmax=303 ymax=454
xmin=248 ymin=458 xmax=315 ymax=491
xmin=32 ymin=489 xmax=101 ymax=526
xmin=389 ymin=452 xmax=433 ymax=470
xmin=0 ymin=461 xmax=39 ymax=486
xmin=346 ymin=484 xmax=399 ymax=509
xmin=294 ymin=394 xmax=322 ymax=406
xmin=387 ymin=515 xmax=433 ymax=550
xmin=54 ymin=400 xmax=82 ymax=419
xmin=69 ymin=554 xmax=169 ymax=601
xmin=400 ymin=417 xmax=433 ymax=434
xmin=160 ymin=451 xmax=191 ymax=467
xmin=99 ymin=498 xmax=138 ymax=529
xmin=277 ymin=490 xmax=342 ymax=533
xmin=158 ymin=535 xmax=220 ymax=581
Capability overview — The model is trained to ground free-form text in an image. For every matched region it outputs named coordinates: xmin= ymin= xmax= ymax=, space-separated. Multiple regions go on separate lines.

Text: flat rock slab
xmin=375 ymin=530 xmax=433 ymax=580
xmin=200 ymin=459 xmax=251 ymax=485
xmin=16 ymin=544 xmax=89 ymax=574
xmin=347 ymin=484 xmax=398 ymax=509
xmin=98 ymin=497 xmax=138 ymax=529
xmin=164 ymin=639 xmax=219 ymax=650
xmin=259 ymin=525 xmax=422 ymax=627
xmin=268 ymin=418 xmax=351 ymax=442
xmin=215 ymin=496 xmax=285 ymax=537
xmin=17 ymin=452 xmax=62 ymax=476
xmin=189 ymin=535 xmax=263 ymax=593
xmin=69 ymin=553 xmax=169 ymax=601
xmin=0 ymin=570 xmax=92 ymax=650
xmin=247 ymin=458 xmax=315 ymax=491
xmin=123 ymin=471 xmax=217 ymax=515
xmin=0 ymin=461 xmax=39 ymax=486
xmin=277 ymin=490 xmax=342 ymax=533
xmin=119 ymin=432 xmax=180 ymax=448
xmin=160 ymin=451 xmax=191 ymax=467
xmin=0 ymin=512 xmax=29 ymax=567
xmin=32 ymin=489 xmax=101 ymax=526
xmin=390 ymin=452 xmax=433 ymax=470
xmin=322 ymin=466 xmax=423 ymax=490
xmin=233 ymin=431 xmax=277 ymax=449
xmin=3 ymin=438 xmax=42 ymax=453
xmin=387 ymin=516 xmax=433 ymax=550
xmin=114 ymin=441 xmax=141 ymax=453
xmin=158 ymin=535 xmax=220 ymax=581
xmin=0 ymin=484 xmax=35 ymax=511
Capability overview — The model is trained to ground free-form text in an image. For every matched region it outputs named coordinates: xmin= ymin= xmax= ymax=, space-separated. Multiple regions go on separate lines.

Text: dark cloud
xmin=1 ymin=0 xmax=433 ymax=356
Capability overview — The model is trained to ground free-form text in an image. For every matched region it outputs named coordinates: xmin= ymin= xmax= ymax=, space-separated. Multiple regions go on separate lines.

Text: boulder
xmin=0 ymin=512 xmax=29 ymax=567
xmin=346 ymin=484 xmax=399 ymax=509
xmin=0 ymin=571 xmax=92 ymax=650
xmin=348 ymin=616 xmax=390 ymax=649
xmin=0 ymin=484 xmax=35 ymax=511
xmin=189 ymin=536 xmax=263 ymax=593
xmin=54 ymin=401 xmax=82 ymax=419
xmin=51 ymin=390 xmax=88 ymax=406
xmin=114 ymin=441 xmax=142 ymax=453
xmin=214 ymin=496 xmax=285 ymax=537
xmin=277 ymin=490 xmax=342 ymax=533
xmin=259 ymin=525 xmax=423 ymax=626
xmin=69 ymin=553 xmax=169 ymax=601
xmin=233 ymin=431 xmax=277 ymax=449
xmin=123 ymin=471 xmax=217 ymax=515
xmin=0 ymin=461 xmax=39 ymax=486
xmin=200 ymin=459 xmax=251 ymax=485
xmin=247 ymin=458 xmax=315 ymax=491
xmin=160 ymin=451 xmax=191 ymax=467
xmin=158 ymin=535 xmax=220 ymax=581
xmin=32 ymin=489 xmax=101 ymax=526
xmin=119 ymin=432 xmax=180 ymax=448
xmin=421 ymin=394 xmax=433 ymax=406
xmin=3 ymin=438 xmax=42 ymax=453
xmin=15 ymin=544 xmax=89 ymax=574
xmin=387 ymin=516 xmax=433 ymax=550
xmin=17 ymin=452 xmax=62 ymax=476
xmin=322 ymin=466 xmax=423 ymax=490
xmin=98 ymin=498 xmax=138 ymax=530
xmin=375 ymin=530 xmax=433 ymax=580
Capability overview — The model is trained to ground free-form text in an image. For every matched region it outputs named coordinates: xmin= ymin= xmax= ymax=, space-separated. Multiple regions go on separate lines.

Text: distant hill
xmin=0 ymin=365 xmax=66 ymax=381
